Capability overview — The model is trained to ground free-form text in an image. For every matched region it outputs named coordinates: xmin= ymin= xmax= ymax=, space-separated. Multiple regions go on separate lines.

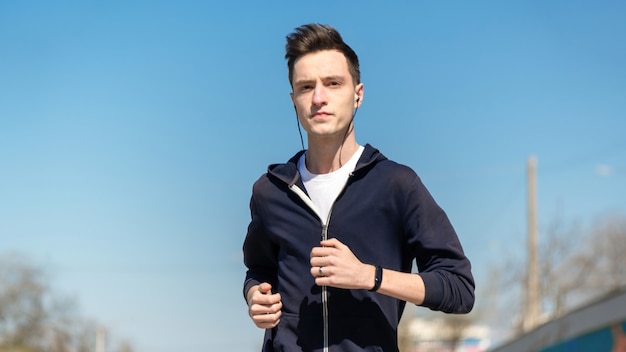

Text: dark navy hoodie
xmin=243 ymin=144 xmax=475 ymax=352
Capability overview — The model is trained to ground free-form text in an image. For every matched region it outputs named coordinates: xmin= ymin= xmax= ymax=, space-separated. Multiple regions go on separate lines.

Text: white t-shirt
xmin=298 ymin=145 xmax=365 ymax=224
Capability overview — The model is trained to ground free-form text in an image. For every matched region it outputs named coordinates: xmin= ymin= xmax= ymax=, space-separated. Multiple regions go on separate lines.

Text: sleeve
xmin=403 ymin=174 xmax=475 ymax=314
xmin=242 ymin=186 xmax=279 ymax=301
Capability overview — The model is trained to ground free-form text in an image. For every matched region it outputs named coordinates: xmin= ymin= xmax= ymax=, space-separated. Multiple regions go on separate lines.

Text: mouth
xmin=312 ymin=111 xmax=331 ymax=118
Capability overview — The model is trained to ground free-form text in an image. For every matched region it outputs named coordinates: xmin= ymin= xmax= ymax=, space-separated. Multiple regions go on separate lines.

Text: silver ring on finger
xmin=318 ymin=266 xmax=324 ymax=276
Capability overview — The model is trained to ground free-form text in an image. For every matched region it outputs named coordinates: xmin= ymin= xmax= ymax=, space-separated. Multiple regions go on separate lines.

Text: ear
xmin=290 ymin=92 xmax=298 ymax=113
xmin=354 ymin=83 xmax=364 ymax=108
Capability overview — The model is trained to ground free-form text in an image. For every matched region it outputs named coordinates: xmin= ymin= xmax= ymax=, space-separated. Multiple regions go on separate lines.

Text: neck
xmin=305 ymin=133 xmax=359 ymax=174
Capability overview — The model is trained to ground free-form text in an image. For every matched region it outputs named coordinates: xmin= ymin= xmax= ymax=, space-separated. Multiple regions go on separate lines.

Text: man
xmin=243 ymin=23 xmax=475 ymax=352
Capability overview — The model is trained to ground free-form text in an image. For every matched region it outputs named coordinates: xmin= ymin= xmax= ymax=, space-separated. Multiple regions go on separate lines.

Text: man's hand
xmin=247 ymin=283 xmax=282 ymax=329
xmin=310 ymin=238 xmax=375 ymax=290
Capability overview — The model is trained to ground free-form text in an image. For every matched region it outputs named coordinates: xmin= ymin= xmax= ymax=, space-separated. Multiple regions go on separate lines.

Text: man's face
xmin=290 ymin=50 xmax=363 ymax=140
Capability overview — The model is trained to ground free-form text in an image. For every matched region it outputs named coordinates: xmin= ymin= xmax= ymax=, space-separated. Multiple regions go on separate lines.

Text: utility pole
xmin=523 ymin=155 xmax=540 ymax=332
xmin=96 ymin=326 xmax=106 ymax=352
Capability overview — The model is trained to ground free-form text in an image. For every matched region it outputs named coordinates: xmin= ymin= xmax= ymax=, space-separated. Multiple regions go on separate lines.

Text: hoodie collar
xmin=267 ymin=144 xmax=386 ymax=186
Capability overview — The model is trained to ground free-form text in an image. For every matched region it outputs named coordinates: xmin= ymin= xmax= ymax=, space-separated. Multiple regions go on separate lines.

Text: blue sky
xmin=1 ymin=1 xmax=624 ymax=351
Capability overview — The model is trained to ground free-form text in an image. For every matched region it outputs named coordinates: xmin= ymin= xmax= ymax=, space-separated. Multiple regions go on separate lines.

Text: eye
xmin=299 ymin=84 xmax=313 ymax=92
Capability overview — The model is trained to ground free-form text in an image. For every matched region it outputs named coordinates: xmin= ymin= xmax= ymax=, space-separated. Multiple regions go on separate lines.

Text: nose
xmin=312 ymin=85 xmax=327 ymax=106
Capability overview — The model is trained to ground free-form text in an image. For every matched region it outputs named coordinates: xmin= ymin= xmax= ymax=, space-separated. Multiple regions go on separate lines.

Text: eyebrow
xmin=323 ymin=75 xmax=346 ymax=83
xmin=293 ymin=75 xmax=347 ymax=87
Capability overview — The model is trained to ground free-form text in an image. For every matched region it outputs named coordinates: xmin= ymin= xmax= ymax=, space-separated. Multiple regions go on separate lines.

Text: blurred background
xmin=1 ymin=1 xmax=624 ymax=351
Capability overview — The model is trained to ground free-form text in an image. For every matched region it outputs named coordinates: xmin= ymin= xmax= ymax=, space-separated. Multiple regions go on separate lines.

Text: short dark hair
xmin=285 ymin=24 xmax=360 ymax=87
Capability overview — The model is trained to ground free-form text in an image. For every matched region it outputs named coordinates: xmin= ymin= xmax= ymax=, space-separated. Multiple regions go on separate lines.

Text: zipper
xmin=321 ymin=222 xmax=329 ymax=352
xmin=289 ymin=172 xmax=353 ymax=352
xmin=290 ymin=184 xmax=330 ymax=351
